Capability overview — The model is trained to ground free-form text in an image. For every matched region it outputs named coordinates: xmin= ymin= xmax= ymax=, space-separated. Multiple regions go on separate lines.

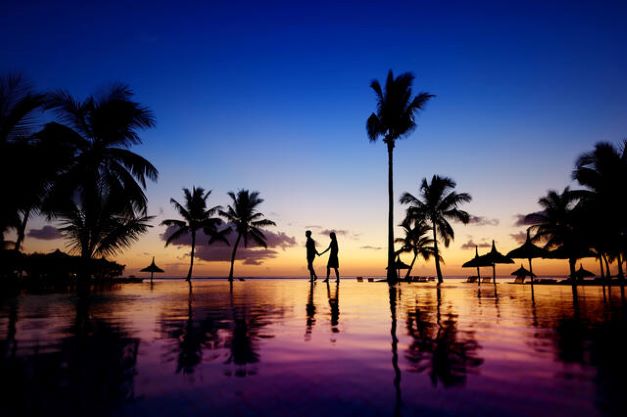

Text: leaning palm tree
xmin=220 ymin=190 xmax=276 ymax=281
xmin=400 ymin=175 xmax=471 ymax=284
xmin=395 ymin=217 xmax=436 ymax=279
xmin=161 ymin=187 xmax=228 ymax=282
xmin=367 ymin=70 xmax=434 ymax=282
xmin=0 ymin=74 xmax=46 ymax=245
xmin=41 ymin=84 xmax=158 ymax=218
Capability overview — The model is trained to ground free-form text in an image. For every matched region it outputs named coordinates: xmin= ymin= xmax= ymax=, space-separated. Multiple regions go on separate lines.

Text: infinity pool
xmin=1 ymin=280 xmax=625 ymax=417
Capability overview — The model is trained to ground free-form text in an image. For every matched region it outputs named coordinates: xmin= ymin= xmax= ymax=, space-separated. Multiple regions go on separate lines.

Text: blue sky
xmin=2 ymin=0 xmax=626 ymax=276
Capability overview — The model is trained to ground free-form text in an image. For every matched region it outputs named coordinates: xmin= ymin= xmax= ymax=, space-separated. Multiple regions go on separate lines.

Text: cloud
xmin=27 ymin=226 xmax=62 ymax=240
xmin=360 ymin=245 xmax=382 ymax=250
xmin=161 ymin=225 xmax=296 ymax=265
xmin=513 ymin=214 xmax=536 ymax=227
xmin=305 ymin=225 xmax=322 ymax=230
xmin=460 ymin=239 xmax=491 ymax=250
xmin=468 ymin=215 xmax=499 ymax=226
xmin=320 ymin=229 xmax=360 ymax=240
xmin=510 ymin=231 xmax=527 ymax=244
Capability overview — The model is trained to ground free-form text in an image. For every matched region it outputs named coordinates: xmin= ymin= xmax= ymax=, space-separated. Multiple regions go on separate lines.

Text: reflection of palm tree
xmin=401 ymin=175 xmax=472 ymax=284
xmin=0 ymin=296 xmax=140 ymax=416
xmin=366 ymin=70 xmax=434 ymax=282
xmin=160 ymin=289 xmax=229 ymax=375
xmin=162 ymin=187 xmax=228 ymax=282
xmin=395 ymin=217 xmax=435 ymax=280
xmin=405 ymin=287 xmax=483 ymax=387
xmin=388 ymin=284 xmax=402 ymax=416
xmin=305 ymin=281 xmax=316 ymax=341
xmin=220 ymin=190 xmax=276 ymax=281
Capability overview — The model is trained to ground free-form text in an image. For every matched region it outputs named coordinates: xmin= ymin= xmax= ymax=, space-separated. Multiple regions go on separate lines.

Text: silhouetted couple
xmin=306 ymin=230 xmax=340 ymax=282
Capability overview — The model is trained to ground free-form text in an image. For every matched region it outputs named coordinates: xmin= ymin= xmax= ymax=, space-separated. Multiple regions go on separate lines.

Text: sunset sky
xmin=2 ymin=0 xmax=626 ymax=277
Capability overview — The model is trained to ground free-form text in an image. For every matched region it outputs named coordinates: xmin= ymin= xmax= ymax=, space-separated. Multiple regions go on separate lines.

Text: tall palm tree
xmin=161 ymin=187 xmax=228 ymax=282
xmin=0 ymin=74 xmax=46 ymax=245
xmin=38 ymin=84 xmax=158 ymax=284
xmin=220 ymin=190 xmax=276 ymax=281
xmin=524 ymin=187 xmax=585 ymax=279
xmin=395 ymin=217 xmax=435 ymax=280
xmin=41 ymin=84 xmax=158 ymax=217
xmin=400 ymin=175 xmax=471 ymax=284
xmin=573 ymin=141 xmax=627 ymax=278
xmin=366 ymin=70 xmax=434 ymax=282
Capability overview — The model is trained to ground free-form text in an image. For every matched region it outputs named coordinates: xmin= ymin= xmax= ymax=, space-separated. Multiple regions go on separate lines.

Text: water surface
xmin=1 ymin=280 xmax=626 ymax=417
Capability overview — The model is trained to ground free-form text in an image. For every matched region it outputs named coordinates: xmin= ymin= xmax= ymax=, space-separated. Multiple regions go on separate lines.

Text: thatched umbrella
xmin=506 ymin=229 xmax=546 ymax=285
xmin=462 ymin=245 xmax=492 ymax=285
xmin=387 ymin=256 xmax=411 ymax=280
xmin=511 ymin=264 xmax=536 ymax=282
xmin=140 ymin=257 xmax=164 ymax=283
xmin=479 ymin=240 xmax=514 ymax=284
xmin=572 ymin=264 xmax=595 ymax=280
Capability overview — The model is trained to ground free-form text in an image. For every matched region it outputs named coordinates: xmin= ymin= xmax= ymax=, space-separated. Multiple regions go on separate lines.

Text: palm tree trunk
xmin=528 ymin=258 xmax=534 ymax=285
xmin=386 ymin=141 xmax=397 ymax=283
xmin=568 ymin=257 xmax=577 ymax=287
xmin=598 ymin=256 xmax=605 ymax=279
xmin=432 ymin=223 xmax=443 ymax=284
xmin=404 ymin=251 xmax=418 ymax=280
xmin=603 ymin=253 xmax=612 ymax=286
xmin=228 ymin=233 xmax=242 ymax=282
xmin=186 ymin=230 xmax=196 ymax=282
xmin=14 ymin=208 xmax=31 ymax=251
xmin=616 ymin=252 xmax=624 ymax=280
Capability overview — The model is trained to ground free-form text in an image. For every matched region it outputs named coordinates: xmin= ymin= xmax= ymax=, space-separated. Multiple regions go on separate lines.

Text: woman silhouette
xmin=320 ymin=232 xmax=340 ymax=282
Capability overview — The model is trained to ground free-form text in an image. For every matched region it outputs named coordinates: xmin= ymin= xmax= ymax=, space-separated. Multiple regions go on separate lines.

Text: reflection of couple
xmin=306 ymin=230 xmax=340 ymax=282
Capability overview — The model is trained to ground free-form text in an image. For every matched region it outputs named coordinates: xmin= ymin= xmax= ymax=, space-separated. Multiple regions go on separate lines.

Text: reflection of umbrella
xmin=478 ymin=240 xmax=514 ymax=284
xmin=506 ymin=229 xmax=546 ymax=285
xmin=140 ymin=257 xmax=164 ymax=283
xmin=462 ymin=246 xmax=491 ymax=285
xmin=511 ymin=264 xmax=536 ymax=280
xmin=571 ymin=264 xmax=595 ymax=280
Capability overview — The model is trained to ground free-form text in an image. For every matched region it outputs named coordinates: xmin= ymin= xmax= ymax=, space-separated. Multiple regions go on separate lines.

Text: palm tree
xmin=0 ymin=74 xmax=46 ymax=245
xmin=220 ymin=190 xmax=276 ymax=281
xmin=524 ymin=187 xmax=586 ymax=279
xmin=400 ymin=175 xmax=471 ymax=284
xmin=366 ymin=70 xmax=434 ymax=282
xmin=573 ymin=141 xmax=627 ymax=278
xmin=395 ymin=217 xmax=435 ymax=280
xmin=41 ymin=84 xmax=158 ymax=217
xmin=161 ymin=187 xmax=228 ymax=282
xmin=57 ymin=187 xmax=153 ymax=278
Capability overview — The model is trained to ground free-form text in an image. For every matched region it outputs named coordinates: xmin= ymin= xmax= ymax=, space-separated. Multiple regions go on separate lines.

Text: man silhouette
xmin=306 ymin=230 xmax=320 ymax=281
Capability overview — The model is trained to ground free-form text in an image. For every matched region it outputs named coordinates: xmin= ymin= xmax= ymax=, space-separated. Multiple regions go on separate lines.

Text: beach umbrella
xmin=462 ymin=246 xmax=491 ymax=285
xmin=478 ymin=240 xmax=514 ymax=284
xmin=511 ymin=264 xmax=536 ymax=281
xmin=386 ymin=256 xmax=411 ymax=279
xmin=506 ymin=229 xmax=546 ymax=284
xmin=571 ymin=264 xmax=595 ymax=280
xmin=140 ymin=257 xmax=164 ymax=283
